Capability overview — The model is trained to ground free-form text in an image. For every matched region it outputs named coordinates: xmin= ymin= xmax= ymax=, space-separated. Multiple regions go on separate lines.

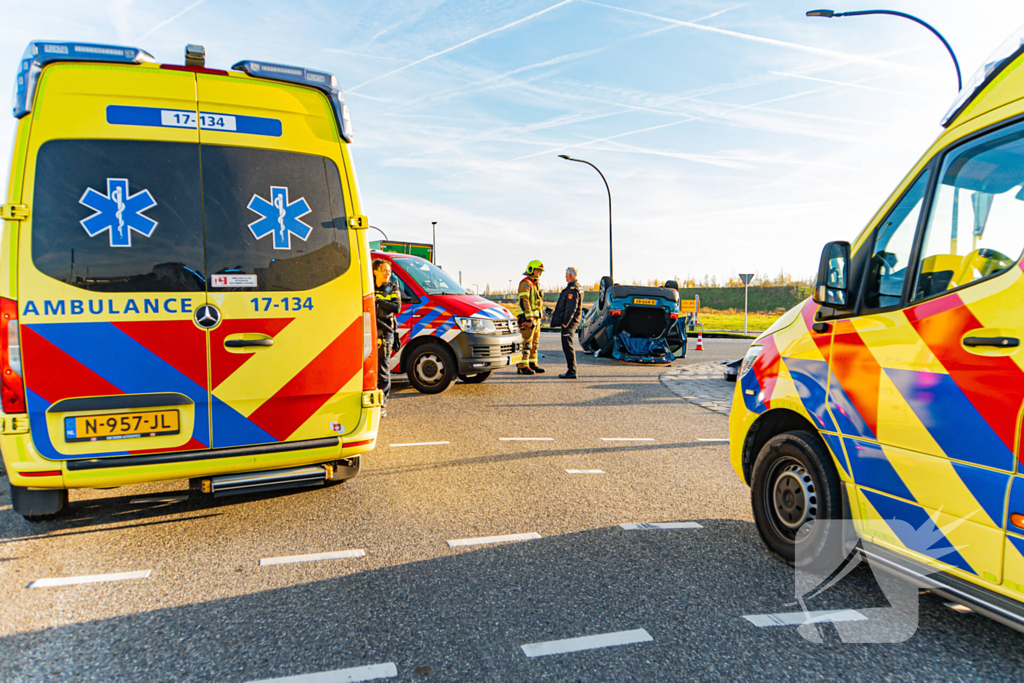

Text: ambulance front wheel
xmin=750 ymin=431 xmax=842 ymax=566
xmin=458 ymin=371 xmax=492 ymax=384
xmin=406 ymin=342 xmax=457 ymax=394
xmin=10 ymin=484 xmax=68 ymax=522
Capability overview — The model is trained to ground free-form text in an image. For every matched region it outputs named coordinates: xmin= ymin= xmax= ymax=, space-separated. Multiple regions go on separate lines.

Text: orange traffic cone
xmin=695 ymin=331 xmax=704 ymax=351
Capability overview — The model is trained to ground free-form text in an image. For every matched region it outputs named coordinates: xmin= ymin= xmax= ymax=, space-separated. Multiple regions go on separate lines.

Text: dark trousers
xmin=377 ymin=338 xmax=392 ymax=403
xmin=561 ymin=328 xmax=577 ymax=375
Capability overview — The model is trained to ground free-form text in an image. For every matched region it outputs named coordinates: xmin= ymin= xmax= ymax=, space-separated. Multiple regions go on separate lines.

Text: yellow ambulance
xmin=731 ymin=30 xmax=1024 ymax=630
xmin=2 ymin=42 xmax=382 ymax=520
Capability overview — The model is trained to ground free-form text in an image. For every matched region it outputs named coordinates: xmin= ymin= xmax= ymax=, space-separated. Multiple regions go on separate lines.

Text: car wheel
xmin=750 ymin=431 xmax=842 ymax=565
xmin=458 ymin=371 xmax=492 ymax=384
xmin=11 ymin=484 xmax=68 ymax=522
xmin=406 ymin=342 xmax=457 ymax=394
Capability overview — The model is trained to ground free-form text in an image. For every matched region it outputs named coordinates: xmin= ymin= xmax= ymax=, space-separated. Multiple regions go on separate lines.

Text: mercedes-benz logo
xmin=194 ymin=304 xmax=221 ymax=329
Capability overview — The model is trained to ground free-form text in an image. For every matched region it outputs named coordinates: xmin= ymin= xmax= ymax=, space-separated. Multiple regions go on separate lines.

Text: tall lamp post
xmin=558 ymin=155 xmax=614 ymax=282
xmin=806 ymin=8 xmax=961 ymax=90
xmin=368 ymin=225 xmax=389 ymax=243
xmin=431 ymin=221 xmax=437 ymax=264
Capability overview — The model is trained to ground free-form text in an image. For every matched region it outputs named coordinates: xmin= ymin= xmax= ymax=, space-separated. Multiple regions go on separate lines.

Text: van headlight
xmin=456 ymin=316 xmax=497 ymax=334
xmin=739 ymin=345 xmax=763 ymax=377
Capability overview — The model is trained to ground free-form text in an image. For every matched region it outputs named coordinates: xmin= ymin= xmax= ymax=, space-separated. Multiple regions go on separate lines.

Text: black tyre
xmin=458 ymin=371 xmax=492 ymax=384
xmin=406 ymin=342 xmax=457 ymax=394
xmin=11 ymin=484 xmax=68 ymax=522
xmin=750 ymin=431 xmax=842 ymax=565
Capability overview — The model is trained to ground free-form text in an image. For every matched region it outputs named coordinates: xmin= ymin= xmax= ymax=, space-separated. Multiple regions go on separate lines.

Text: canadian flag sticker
xmin=211 ymin=273 xmax=258 ymax=288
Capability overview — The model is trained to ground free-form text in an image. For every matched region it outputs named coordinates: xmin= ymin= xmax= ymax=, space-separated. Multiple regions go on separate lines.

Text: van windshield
xmin=394 ymin=257 xmax=466 ymax=295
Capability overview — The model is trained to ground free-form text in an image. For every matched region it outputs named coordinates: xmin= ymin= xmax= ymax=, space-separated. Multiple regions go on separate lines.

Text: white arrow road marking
xmin=245 ymin=662 xmax=398 ymax=683
xmin=620 ymin=522 xmax=703 ymax=530
xmin=259 ymin=550 xmax=366 ymax=567
xmin=447 ymin=532 xmax=541 ymax=547
xmin=743 ymin=609 xmax=866 ymax=627
xmin=521 ymin=628 xmax=653 ymax=657
xmin=29 ymin=570 xmax=152 ymax=588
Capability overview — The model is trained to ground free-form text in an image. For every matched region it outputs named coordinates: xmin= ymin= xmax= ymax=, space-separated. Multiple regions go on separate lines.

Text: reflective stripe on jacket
xmin=518 ymin=276 xmax=543 ymax=319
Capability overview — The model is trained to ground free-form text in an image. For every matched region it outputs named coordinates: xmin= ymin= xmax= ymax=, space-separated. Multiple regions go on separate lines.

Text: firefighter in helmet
xmin=517 ymin=259 xmax=545 ymax=375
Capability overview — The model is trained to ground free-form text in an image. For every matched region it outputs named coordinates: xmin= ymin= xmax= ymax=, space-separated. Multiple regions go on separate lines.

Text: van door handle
xmin=225 ymin=339 xmax=274 ymax=348
xmin=962 ymin=336 xmax=1019 ymax=348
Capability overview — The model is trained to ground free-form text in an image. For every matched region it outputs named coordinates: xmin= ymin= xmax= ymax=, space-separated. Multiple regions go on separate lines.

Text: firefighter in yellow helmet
xmin=517 ymin=259 xmax=545 ymax=375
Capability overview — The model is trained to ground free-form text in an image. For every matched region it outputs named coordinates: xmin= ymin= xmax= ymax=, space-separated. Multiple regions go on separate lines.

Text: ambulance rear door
xmin=19 ymin=64 xmax=211 ymax=462
xmin=196 ymin=73 xmax=362 ymax=449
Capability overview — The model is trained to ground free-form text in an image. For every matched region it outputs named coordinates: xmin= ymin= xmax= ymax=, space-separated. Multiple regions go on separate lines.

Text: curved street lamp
xmin=807 ymin=9 xmax=961 ymax=91
xmin=368 ymin=225 xmax=389 ymax=242
xmin=557 ymin=154 xmax=614 ymax=282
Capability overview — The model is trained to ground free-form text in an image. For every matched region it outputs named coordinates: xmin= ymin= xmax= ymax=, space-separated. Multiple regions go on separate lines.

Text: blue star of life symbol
xmin=246 ymin=186 xmax=313 ymax=250
xmin=78 ymin=178 xmax=158 ymax=247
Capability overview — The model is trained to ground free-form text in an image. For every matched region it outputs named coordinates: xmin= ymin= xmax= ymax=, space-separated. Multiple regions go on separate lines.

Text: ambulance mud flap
xmin=203 ymin=465 xmax=329 ymax=498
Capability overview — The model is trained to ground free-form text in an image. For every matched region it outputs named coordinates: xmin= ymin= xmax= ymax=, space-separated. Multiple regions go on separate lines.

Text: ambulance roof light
xmin=12 ymin=40 xmax=155 ymax=119
xmin=231 ymin=59 xmax=353 ymax=143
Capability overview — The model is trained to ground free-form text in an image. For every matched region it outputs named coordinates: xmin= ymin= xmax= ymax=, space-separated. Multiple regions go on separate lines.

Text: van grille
xmin=472 ymin=343 xmax=518 ymax=358
xmin=494 ymin=319 xmax=514 ymax=334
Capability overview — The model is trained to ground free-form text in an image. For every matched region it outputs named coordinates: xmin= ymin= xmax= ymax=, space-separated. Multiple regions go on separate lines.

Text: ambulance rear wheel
xmin=10 ymin=484 xmax=68 ymax=522
xmin=407 ymin=342 xmax=457 ymax=394
xmin=458 ymin=371 xmax=492 ymax=384
xmin=750 ymin=431 xmax=841 ymax=566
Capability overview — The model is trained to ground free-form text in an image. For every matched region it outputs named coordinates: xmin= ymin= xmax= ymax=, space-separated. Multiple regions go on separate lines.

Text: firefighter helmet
xmin=525 ymin=259 xmax=544 ymax=276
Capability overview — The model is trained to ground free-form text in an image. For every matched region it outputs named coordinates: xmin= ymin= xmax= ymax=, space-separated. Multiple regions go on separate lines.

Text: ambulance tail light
xmin=362 ymin=294 xmax=377 ymax=392
xmin=1 ymin=298 xmax=25 ymax=413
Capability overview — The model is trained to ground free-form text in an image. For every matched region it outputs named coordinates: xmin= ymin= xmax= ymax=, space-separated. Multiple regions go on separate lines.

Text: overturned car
xmin=577 ymin=277 xmax=688 ymax=363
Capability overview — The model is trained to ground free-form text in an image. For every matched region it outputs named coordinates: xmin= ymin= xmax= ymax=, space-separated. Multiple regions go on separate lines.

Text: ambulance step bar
xmin=203 ymin=465 xmax=329 ymax=498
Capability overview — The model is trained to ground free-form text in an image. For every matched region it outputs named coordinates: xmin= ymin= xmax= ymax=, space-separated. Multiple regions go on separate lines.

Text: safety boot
xmin=517 ymin=366 xmax=535 ymax=375
xmin=529 ymin=363 xmax=546 ymax=374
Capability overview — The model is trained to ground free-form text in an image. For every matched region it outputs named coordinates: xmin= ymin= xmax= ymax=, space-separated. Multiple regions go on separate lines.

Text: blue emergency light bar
xmin=231 ymin=60 xmax=353 ymax=143
xmin=13 ymin=41 xmax=155 ymax=118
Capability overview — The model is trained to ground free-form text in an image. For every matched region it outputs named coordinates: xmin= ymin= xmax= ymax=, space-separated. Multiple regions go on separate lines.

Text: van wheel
xmin=458 ymin=371 xmax=492 ymax=384
xmin=11 ymin=484 xmax=68 ymax=522
xmin=750 ymin=431 xmax=841 ymax=565
xmin=406 ymin=343 xmax=456 ymax=394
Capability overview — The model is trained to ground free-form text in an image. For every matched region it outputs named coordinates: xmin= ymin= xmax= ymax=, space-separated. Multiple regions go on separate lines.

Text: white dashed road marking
xmin=566 ymin=469 xmax=605 ymax=474
xmin=246 ymin=662 xmax=398 ymax=683
xmin=697 ymin=438 xmax=729 ymax=442
xmin=620 ymin=522 xmax=703 ymax=530
xmin=130 ymin=496 xmax=188 ymax=504
xmin=743 ymin=609 xmax=866 ymax=627
xmin=521 ymin=628 xmax=653 ymax=657
xmin=600 ymin=438 xmax=654 ymax=442
xmin=447 ymin=532 xmax=541 ymax=547
xmin=28 ymin=570 xmax=152 ymax=588
xmin=499 ymin=437 xmax=554 ymax=441
xmin=389 ymin=441 xmax=450 ymax=448
xmin=259 ymin=550 xmax=366 ymax=567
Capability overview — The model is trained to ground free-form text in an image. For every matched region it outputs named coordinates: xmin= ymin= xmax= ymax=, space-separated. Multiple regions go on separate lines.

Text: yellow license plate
xmin=633 ymin=298 xmax=657 ymax=305
xmin=65 ymin=410 xmax=180 ymax=443
xmin=509 ymin=354 xmax=523 ymax=365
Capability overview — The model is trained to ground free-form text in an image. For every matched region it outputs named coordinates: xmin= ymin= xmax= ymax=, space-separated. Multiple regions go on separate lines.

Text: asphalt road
xmin=1 ymin=334 xmax=1022 ymax=682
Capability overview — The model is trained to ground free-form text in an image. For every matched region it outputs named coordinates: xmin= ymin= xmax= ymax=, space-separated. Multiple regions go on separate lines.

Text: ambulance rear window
xmin=32 ymin=139 xmax=206 ymax=292
xmin=201 ymin=146 xmax=350 ymax=291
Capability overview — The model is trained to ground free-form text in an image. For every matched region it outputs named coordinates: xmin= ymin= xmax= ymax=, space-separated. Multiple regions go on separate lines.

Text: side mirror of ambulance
xmin=813 ymin=240 xmax=851 ymax=309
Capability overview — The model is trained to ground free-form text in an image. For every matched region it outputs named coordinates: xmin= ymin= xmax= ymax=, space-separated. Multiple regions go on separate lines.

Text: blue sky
xmin=4 ymin=1 xmax=1024 ymax=292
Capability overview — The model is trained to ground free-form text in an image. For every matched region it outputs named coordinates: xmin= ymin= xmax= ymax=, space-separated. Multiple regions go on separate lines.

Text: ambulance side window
xmin=912 ymin=121 xmax=1024 ymax=301
xmin=201 ymin=146 xmax=350 ymax=291
xmin=862 ymin=171 xmax=930 ymax=310
xmin=32 ymin=140 xmax=206 ymax=292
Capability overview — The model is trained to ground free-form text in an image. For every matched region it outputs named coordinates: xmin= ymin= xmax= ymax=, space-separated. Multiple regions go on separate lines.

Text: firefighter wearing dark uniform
xmin=373 ymin=259 xmax=401 ymax=413
xmin=551 ymin=266 xmax=583 ymax=378
xmin=517 ymin=259 xmax=545 ymax=375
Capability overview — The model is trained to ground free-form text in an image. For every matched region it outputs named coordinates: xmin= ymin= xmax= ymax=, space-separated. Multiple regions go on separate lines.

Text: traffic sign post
xmin=739 ymin=273 xmax=754 ymax=335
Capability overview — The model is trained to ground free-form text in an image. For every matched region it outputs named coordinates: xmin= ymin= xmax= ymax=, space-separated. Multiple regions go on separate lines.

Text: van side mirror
xmin=813 ymin=241 xmax=851 ymax=308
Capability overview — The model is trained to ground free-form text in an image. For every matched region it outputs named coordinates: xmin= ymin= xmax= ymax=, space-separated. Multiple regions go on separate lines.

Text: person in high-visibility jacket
xmin=374 ymin=259 xmax=401 ymax=414
xmin=517 ymin=259 xmax=545 ymax=375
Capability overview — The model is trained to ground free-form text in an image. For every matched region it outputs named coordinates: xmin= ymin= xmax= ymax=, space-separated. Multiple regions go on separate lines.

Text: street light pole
xmin=368 ymin=225 xmax=389 ymax=242
xmin=558 ymin=155 xmax=614 ymax=282
xmin=806 ymin=8 xmax=961 ymax=90
xmin=431 ymin=221 xmax=437 ymax=264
